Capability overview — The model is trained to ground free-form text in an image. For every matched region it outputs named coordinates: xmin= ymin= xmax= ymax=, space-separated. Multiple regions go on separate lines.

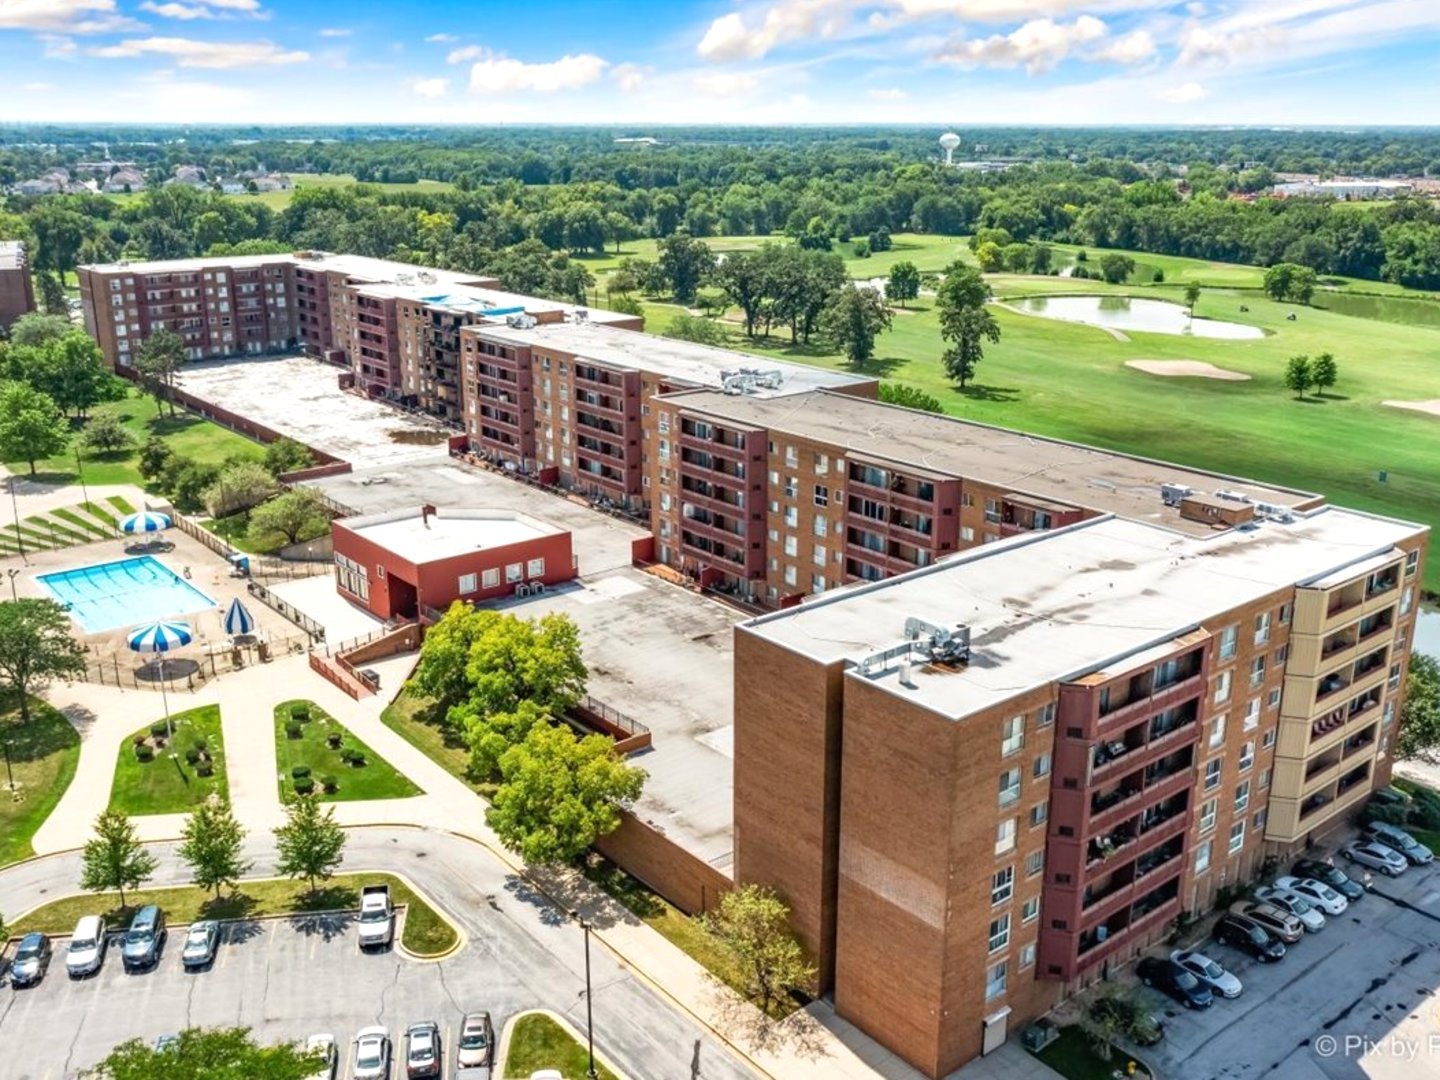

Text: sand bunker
xmin=1383 ymin=399 xmax=1440 ymax=418
xmin=1125 ymin=360 xmax=1251 ymax=381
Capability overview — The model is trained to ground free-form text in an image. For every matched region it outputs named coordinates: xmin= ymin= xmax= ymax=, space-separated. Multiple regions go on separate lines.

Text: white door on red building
xmin=982 ymin=1006 xmax=1011 ymax=1056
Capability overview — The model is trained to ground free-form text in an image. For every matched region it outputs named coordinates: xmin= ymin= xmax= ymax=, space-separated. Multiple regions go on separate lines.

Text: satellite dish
xmin=939 ymin=132 xmax=961 ymax=166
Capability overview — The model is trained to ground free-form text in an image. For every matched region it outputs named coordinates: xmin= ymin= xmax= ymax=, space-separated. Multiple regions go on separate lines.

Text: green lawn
xmin=5 ymin=386 xmax=263 ymax=487
xmin=273 ymin=699 xmax=422 ymax=803
xmin=1034 ymin=1025 xmax=1152 ymax=1080
xmin=379 ymin=689 xmax=493 ymax=796
xmin=7 ymin=872 xmax=459 ymax=955
xmin=0 ymin=698 xmax=81 ymax=866
xmin=501 ymin=1013 xmax=620 ymax=1080
xmin=109 ymin=704 xmax=228 ymax=815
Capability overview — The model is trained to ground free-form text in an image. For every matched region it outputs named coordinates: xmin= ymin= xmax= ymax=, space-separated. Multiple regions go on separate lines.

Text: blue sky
xmin=4 ymin=0 xmax=1440 ymax=125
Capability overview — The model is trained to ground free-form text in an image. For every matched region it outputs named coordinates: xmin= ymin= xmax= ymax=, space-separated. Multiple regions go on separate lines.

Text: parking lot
xmin=1133 ymin=853 xmax=1440 ymax=1080
xmin=0 ymin=830 xmax=755 ymax=1080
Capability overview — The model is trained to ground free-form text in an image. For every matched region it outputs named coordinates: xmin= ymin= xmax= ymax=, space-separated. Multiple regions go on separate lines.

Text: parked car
xmin=65 ymin=915 xmax=108 ymax=978
xmin=181 ymin=921 xmax=221 ymax=969
xmin=1169 ymin=949 xmax=1243 ymax=999
xmin=122 ymin=905 xmax=166 ymax=972
xmin=1253 ymin=885 xmax=1326 ymax=932
xmin=352 ymin=1027 xmax=390 ymax=1080
xmin=1213 ymin=913 xmax=1286 ymax=962
xmin=357 ymin=885 xmax=395 ymax=951
xmin=1137 ymin=956 xmax=1213 ymax=1009
xmin=405 ymin=1021 xmax=441 ymax=1079
xmin=1233 ymin=901 xmax=1304 ymax=944
xmin=1273 ymin=875 xmax=1350 ymax=915
xmin=8 ymin=932 xmax=53 ymax=987
xmin=1343 ymin=839 xmax=1408 ymax=877
xmin=1292 ymin=857 xmax=1369 ymax=899
xmin=1365 ymin=822 xmax=1434 ymax=866
xmin=456 ymin=1011 xmax=495 ymax=1071
xmin=304 ymin=1034 xmax=338 ymax=1080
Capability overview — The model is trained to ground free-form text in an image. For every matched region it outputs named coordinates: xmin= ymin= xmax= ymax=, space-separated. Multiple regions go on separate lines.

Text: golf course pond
xmin=1012 ymin=295 xmax=1265 ymax=339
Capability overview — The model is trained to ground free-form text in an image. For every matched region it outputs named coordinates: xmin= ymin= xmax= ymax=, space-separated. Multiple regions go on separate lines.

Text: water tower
xmin=939 ymin=132 xmax=961 ymax=166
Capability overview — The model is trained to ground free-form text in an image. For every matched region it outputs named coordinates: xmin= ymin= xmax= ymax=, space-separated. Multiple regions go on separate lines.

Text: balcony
xmin=679 ymin=428 xmax=748 ymax=461
xmin=1087 ymin=824 xmax=1138 ymax=868
xmin=680 ymin=477 xmax=745 ymax=511
xmin=574 ymin=390 xmax=626 ymax=418
xmin=1097 ymin=669 xmax=1205 ymax=732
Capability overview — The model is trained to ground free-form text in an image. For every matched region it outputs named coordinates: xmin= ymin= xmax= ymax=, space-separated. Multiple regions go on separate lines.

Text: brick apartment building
xmin=0 ymin=240 xmax=36 ymax=331
xmin=75 ymin=251 xmax=639 ymax=424
xmin=733 ymin=508 xmax=1426 ymax=1076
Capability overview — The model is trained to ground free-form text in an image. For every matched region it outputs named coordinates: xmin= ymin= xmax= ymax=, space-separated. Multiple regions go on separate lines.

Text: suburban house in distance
xmin=0 ymin=240 xmax=36 ymax=331
xmin=331 ymin=505 xmax=575 ymax=621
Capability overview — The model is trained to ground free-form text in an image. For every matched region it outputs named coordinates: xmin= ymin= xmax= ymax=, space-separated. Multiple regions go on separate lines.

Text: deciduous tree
xmin=86 ymin=1026 xmax=323 ymax=1080
xmin=885 ymin=261 xmax=921 ymax=307
xmin=262 ymin=437 xmax=315 ymax=478
xmin=821 ymin=284 xmax=892 ymax=369
xmin=1398 ymin=654 xmax=1440 ymax=764
xmin=1184 ymin=281 xmax=1202 ymax=316
xmin=203 ymin=460 xmax=278 ymax=519
xmin=0 ymin=598 xmax=86 ymax=725
xmin=936 ymin=262 xmax=1001 ymax=388
xmin=246 ymin=489 xmax=329 ymax=548
xmin=877 ymin=383 xmax=944 ymax=413
xmin=1312 ymin=352 xmax=1339 ymax=395
xmin=0 ymin=381 xmax=69 ymax=475
xmin=178 ymin=798 xmax=251 ymax=899
xmin=1098 ymin=253 xmax=1135 ymax=284
xmin=134 ymin=328 xmax=185 ymax=418
xmin=81 ymin=809 xmax=158 ymax=907
xmin=79 ymin=412 xmax=133 ymax=456
xmin=1284 ymin=354 xmax=1313 ymax=399
xmin=273 ymin=796 xmax=346 ymax=894
xmin=657 ymin=231 xmax=714 ymax=304
xmin=705 ymin=884 xmax=815 ymax=1015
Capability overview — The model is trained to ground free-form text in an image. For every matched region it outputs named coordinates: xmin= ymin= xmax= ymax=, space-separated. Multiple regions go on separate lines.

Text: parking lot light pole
xmin=582 ymin=918 xmax=598 ymax=1080
xmin=8 ymin=479 xmax=25 ymax=563
xmin=6 ymin=568 xmax=18 ymax=601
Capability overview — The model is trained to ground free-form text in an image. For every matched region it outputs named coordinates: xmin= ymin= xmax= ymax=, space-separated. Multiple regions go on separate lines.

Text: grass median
xmin=8 ymin=872 xmax=459 ymax=956
xmin=110 ymin=704 xmax=228 ymax=815
xmin=503 ymin=1013 xmax=620 ymax=1080
xmin=0 ymin=697 xmax=81 ymax=866
xmin=274 ymin=699 xmax=421 ymax=803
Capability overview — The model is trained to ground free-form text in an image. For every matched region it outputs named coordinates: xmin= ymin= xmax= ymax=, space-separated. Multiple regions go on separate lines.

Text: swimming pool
xmin=38 ymin=556 xmax=217 ymax=634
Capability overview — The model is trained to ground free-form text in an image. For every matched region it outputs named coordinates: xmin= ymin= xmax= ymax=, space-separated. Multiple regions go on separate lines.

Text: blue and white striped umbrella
xmin=120 ymin=511 xmax=172 ymax=534
xmin=222 ymin=597 xmax=256 ymax=636
xmin=127 ymin=620 xmax=194 ymax=654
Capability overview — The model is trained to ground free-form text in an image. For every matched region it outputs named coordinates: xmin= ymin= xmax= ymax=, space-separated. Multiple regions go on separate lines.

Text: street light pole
xmin=582 ymin=919 xmax=598 ymax=1080
xmin=74 ymin=445 xmax=90 ymax=512
xmin=8 ymin=478 xmax=25 ymax=563
xmin=6 ymin=569 xmax=17 ymax=602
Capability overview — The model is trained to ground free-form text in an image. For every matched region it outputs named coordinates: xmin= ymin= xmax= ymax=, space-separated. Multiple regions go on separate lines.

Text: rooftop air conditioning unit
xmin=1214 ymin=490 xmax=1252 ymax=503
xmin=1160 ymin=483 xmax=1193 ymax=507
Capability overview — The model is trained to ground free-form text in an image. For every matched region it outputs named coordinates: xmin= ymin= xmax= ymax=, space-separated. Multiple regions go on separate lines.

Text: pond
xmin=1417 ymin=607 xmax=1440 ymax=662
xmin=1314 ymin=291 xmax=1440 ymax=330
xmin=1011 ymin=295 xmax=1264 ymax=339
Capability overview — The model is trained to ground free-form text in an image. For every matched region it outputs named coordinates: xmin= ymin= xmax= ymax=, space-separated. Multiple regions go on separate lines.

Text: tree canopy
xmin=84 ymin=1027 xmax=323 ymax=1080
xmin=0 ymin=598 xmax=87 ymax=724
xmin=935 ymin=262 xmax=1001 ymax=388
xmin=0 ymin=381 xmax=69 ymax=475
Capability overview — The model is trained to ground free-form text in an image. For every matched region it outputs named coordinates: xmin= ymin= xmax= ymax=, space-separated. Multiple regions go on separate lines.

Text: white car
xmin=305 ymin=1034 xmax=338 ymax=1080
xmin=1273 ymin=875 xmax=1349 ymax=915
xmin=65 ymin=915 xmax=108 ymax=978
xmin=352 ymin=1027 xmax=390 ymax=1080
xmin=1254 ymin=885 xmax=1326 ymax=933
xmin=1169 ymin=949 xmax=1243 ymax=999
xmin=1343 ymin=840 xmax=1408 ymax=877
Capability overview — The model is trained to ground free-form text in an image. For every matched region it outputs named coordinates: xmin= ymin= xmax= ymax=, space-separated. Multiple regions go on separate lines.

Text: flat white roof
xmin=340 ymin=508 xmax=563 ymax=564
xmin=471 ymin=321 xmax=873 ymax=397
xmin=743 ymin=507 xmax=1423 ymax=719
xmin=0 ymin=240 xmax=25 ymax=270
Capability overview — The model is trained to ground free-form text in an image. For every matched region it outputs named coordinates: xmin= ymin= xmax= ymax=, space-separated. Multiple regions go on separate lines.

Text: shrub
xmin=196 ymin=761 xmax=214 ymax=777
xmin=290 ymin=704 xmax=310 ymax=722
xmin=192 ymin=736 xmax=208 ymax=752
xmin=1153 ymin=268 xmax=1165 ymax=283
xmin=150 ymin=721 xmax=170 ymax=737
xmin=291 ymin=764 xmax=312 ymax=779
xmin=320 ymin=775 xmax=338 ymax=793
xmin=133 ymin=734 xmax=147 ymax=748
xmin=184 ymin=748 xmax=201 ymax=765
xmin=1409 ymin=789 xmax=1440 ymax=830
xmin=293 ymin=776 xmax=315 ymax=795
xmin=285 ymin=721 xmax=303 ymax=740
xmin=326 ymin=732 xmax=343 ymax=749
xmin=135 ymin=744 xmax=155 ymax=762
xmin=341 ymin=747 xmax=367 ymax=767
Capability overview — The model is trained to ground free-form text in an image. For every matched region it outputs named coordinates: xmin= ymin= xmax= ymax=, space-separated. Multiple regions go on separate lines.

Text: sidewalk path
xmin=36 ymin=650 xmax=968 ymax=1080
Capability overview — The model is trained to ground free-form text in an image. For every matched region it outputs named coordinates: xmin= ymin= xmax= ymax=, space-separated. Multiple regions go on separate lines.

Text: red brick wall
xmin=594 ymin=810 xmax=732 ymax=915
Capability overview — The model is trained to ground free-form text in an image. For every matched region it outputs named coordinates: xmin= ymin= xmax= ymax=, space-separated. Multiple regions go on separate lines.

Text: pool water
xmin=1012 ymin=295 xmax=1265 ymax=339
xmin=39 ymin=556 xmax=217 ymax=633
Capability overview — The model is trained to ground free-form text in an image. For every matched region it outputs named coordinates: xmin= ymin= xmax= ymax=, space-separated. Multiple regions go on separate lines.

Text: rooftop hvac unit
xmin=1253 ymin=501 xmax=1296 ymax=524
xmin=396 ymin=273 xmax=414 ymax=285
xmin=531 ymin=581 xmax=546 ymax=595
xmin=417 ymin=271 xmax=436 ymax=284
xmin=515 ymin=583 xmax=530 ymax=598
xmin=1214 ymin=489 xmax=1252 ymax=503
xmin=505 ymin=314 xmax=538 ymax=329
xmin=574 ymin=308 xmax=589 ymax=322
xmin=904 ymin=617 xmax=972 ymax=664
xmin=1160 ymin=483 xmax=1193 ymax=507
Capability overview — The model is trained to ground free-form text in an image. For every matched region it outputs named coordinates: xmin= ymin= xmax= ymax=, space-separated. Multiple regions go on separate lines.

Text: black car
xmin=1292 ymin=857 xmax=1368 ymax=900
xmin=1213 ymin=913 xmax=1286 ymax=962
xmin=1136 ymin=957 xmax=1214 ymax=1010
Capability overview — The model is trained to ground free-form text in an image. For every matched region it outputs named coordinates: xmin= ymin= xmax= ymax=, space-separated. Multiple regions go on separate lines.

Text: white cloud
xmin=612 ymin=62 xmax=650 ymax=92
xmin=425 ymin=33 xmax=457 ymax=43
xmin=697 ymin=1 xmax=852 ymax=61
xmin=22 ymin=81 xmax=56 ymax=91
xmin=692 ymin=71 xmax=761 ymax=96
xmin=867 ymin=86 xmax=908 ymax=100
xmin=319 ymin=27 xmax=351 ymax=38
xmin=1178 ymin=0 xmax=1440 ymax=69
xmin=137 ymin=0 xmax=265 ymax=19
xmin=89 ymin=37 xmax=309 ymax=68
xmin=0 ymin=0 xmax=141 ymax=33
xmin=1090 ymin=28 xmax=1154 ymax=63
xmin=467 ymin=52 xmax=608 ymax=94
xmin=934 ymin=15 xmax=1107 ymax=74
xmin=1161 ymin=80 xmax=1209 ymax=102
xmin=446 ymin=44 xmax=483 ymax=64
xmin=411 ymin=76 xmax=450 ymax=98
xmin=40 ymin=34 xmax=79 ymax=57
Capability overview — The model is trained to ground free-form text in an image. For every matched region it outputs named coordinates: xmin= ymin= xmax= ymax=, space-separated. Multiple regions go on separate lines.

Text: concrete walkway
xmin=34 ymin=649 xmax=1036 ymax=1080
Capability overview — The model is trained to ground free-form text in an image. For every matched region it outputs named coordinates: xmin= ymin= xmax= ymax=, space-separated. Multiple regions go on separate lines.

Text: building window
xmin=1029 ymin=802 xmax=1048 ymax=829
xmin=812 ymin=516 xmax=828 ymax=538
xmin=1243 ymin=698 xmax=1261 ymax=731
xmin=813 ymin=545 xmax=827 ymax=567
xmin=814 ymin=484 xmax=829 ymax=508
xmin=1262 ymin=727 xmax=1276 ymax=750
xmin=1238 ymin=741 xmax=1255 ymax=773
xmin=1259 ymin=767 xmax=1271 ymax=791
xmin=984 ymin=498 xmax=1001 ymax=524
xmin=527 ymin=558 xmax=545 ymax=578
xmin=1267 ymin=687 xmax=1282 ymax=710
xmin=998 ymin=768 xmax=1021 ymax=808
xmin=1401 ymin=586 xmax=1414 ymax=616
xmin=1228 ymin=821 xmax=1246 ymax=855
xmin=961 ymin=526 xmax=975 ymax=542
xmin=783 ymin=535 xmax=798 ymax=557
xmin=1249 ymin=655 xmax=1266 ymax=689
xmin=1255 ymin=612 xmax=1271 ymax=646
xmin=1204 ymin=758 xmax=1223 ymax=791
xmin=1218 ymin=624 xmax=1238 ymax=662
xmin=1235 ymin=780 xmax=1251 ymax=813
xmin=1001 ymin=715 xmax=1024 ymax=756
xmin=1199 ymin=798 xmax=1217 ymax=833
xmin=784 ymin=565 xmax=798 ymax=587
xmin=811 ymin=575 xmax=826 ymax=594
xmin=1036 ymin=703 xmax=1056 ymax=728
xmin=482 ymin=568 xmax=500 ymax=589
xmin=1209 ymin=713 xmax=1227 ymax=749
xmin=505 ymin=563 xmax=523 ymax=584
xmin=1033 ymin=752 xmax=1052 ymax=779
xmin=995 ymin=818 xmax=1017 ymax=855
xmin=985 ymin=960 xmax=1008 ymax=1001
xmin=988 ymin=914 xmax=1011 ymax=953
xmin=1019 ymin=942 xmax=1037 ymax=970
xmin=1021 ymin=896 xmax=1040 ymax=924
xmin=458 ymin=572 xmax=477 ymax=594
xmin=815 ymin=452 xmax=829 ymax=474
xmin=1274 ymin=644 xmax=1289 ymax=665
xmin=1254 ymin=808 xmax=1268 ymax=831
xmin=1025 ymin=849 xmax=1044 ymax=877
xmin=991 ymin=867 xmax=1015 ymax=906
xmin=1279 ymin=601 xmax=1293 ymax=624
xmin=784 ymin=476 xmax=798 ymax=499
xmin=1215 ymin=669 xmax=1232 ymax=705
xmin=784 ymin=507 xmax=799 ymax=528
xmin=1194 ymin=840 xmax=1212 ymax=874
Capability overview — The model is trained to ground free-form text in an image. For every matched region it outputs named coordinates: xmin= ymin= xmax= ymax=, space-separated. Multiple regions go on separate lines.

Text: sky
xmin=3 ymin=0 xmax=1440 ymax=126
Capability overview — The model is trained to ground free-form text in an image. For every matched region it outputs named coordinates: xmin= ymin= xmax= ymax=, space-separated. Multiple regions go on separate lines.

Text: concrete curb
xmin=494 ymin=1008 xmax=631 ymax=1080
